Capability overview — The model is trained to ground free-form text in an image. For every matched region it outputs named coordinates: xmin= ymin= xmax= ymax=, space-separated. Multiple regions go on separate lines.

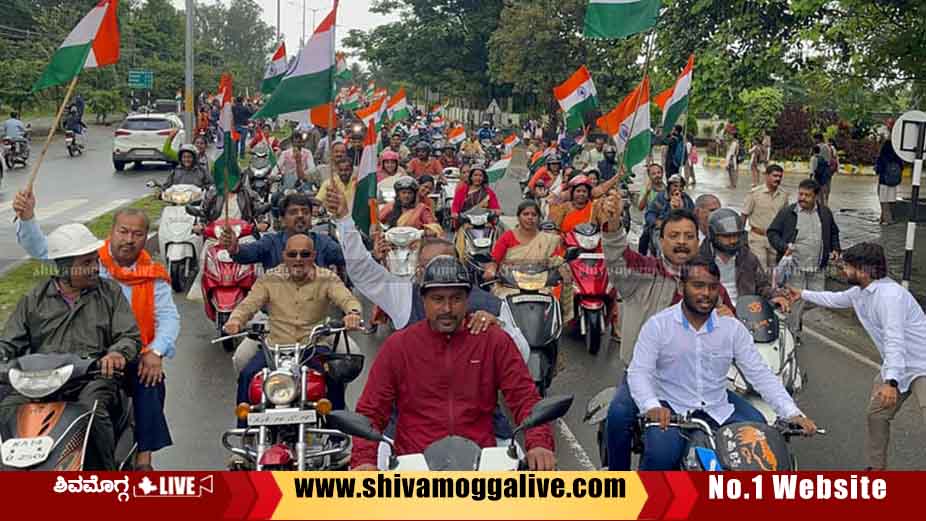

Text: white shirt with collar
xmin=803 ymin=278 xmax=926 ymax=392
xmin=628 ymin=302 xmax=802 ymax=424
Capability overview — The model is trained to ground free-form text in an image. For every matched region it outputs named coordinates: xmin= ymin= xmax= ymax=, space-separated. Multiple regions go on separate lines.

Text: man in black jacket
xmin=767 ymin=178 xmax=841 ymax=342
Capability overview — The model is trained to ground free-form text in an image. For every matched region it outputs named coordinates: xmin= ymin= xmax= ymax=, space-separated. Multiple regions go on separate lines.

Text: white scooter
xmin=326 ymin=395 xmax=573 ymax=471
xmin=147 ymin=181 xmax=204 ymax=292
xmin=377 ymin=175 xmax=397 ymax=206
xmin=383 ymin=226 xmax=423 ymax=278
xmin=438 ymin=167 xmax=461 ymax=230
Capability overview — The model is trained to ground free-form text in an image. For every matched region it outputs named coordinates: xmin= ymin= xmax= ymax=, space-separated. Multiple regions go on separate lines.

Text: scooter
xmin=219 ymin=320 xmax=363 ymax=471
xmin=326 ymin=395 xmax=573 ymax=471
xmin=64 ymin=130 xmax=83 ymax=157
xmin=148 ymin=181 xmax=204 ymax=292
xmin=438 ymin=167 xmax=461 ymax=230
xmin=0 ymin=353 xmax=136 ymax=471
xmin=377 ymin=175 xmax=397 ymax=206
xmin=458 ymin=207 xmax=501 ymax=286
xmin=563 ymin=223 xmax=613 ymax=355
xmin=248 ymin=143 xmax=275 ymax=202
xmin=383 ymin=226 xmax=423 ymax=278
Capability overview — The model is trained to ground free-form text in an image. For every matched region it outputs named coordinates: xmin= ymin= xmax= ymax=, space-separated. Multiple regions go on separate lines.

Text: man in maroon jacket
xmin=351 ymin=256 xmax=556 ymax=471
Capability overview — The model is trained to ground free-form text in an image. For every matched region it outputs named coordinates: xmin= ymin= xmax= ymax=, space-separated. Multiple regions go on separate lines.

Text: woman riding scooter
xmin=378 ymin=176 xmax=442 ymax=235
xmin=162 ymin=145 xmax=212 ymax=190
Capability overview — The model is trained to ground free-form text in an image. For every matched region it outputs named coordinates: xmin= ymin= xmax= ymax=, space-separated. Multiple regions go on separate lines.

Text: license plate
xmin=134 ymin=149 xmax=155 ymax=156
xmin=511 ymin=295 xmax=552 ymax=305
xmin=1 ymin=436 xmax=54 ymax=468
xmin=248 ymin=408 xmax=317 ymax=426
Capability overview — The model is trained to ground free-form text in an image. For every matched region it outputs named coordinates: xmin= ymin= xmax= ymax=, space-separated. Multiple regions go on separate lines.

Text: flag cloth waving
xmin=260 ymin=41 xmax=287 ymax=94
xmin=597 ymin=76 xmax=651 ymax=176
xmin=33 ymin=0 xmax=120 ymax=91
xmin=448 ymin=126 xmax=466 ymax=146
xmin=355 ymin=96 xmax=387 ymax=132
xmin=387 ymin=88 xmax=410 ymax=122
xmin=352 ymin=120 xmax=379 ymax=236
xmin=253 ymin=1 xmax=338 ymax=120
xmin=654 ymin=54 xmax=694 ymax=135
xmin=583 ymin=0 xmax=661 ymax=40
xmin=335 ymin=52 xmax=352 ymax=81
xmin=486 ymin=152 xmax=513 ymax=183
xmin=213 ymin=73 xmax=241 ymax=196
xmin=554 ymin=65 xmax=598 ymax=133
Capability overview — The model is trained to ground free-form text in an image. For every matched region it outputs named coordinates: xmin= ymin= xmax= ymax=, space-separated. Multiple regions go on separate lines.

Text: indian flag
xmin=355 ymin=95 xmax=387 ymax=132
xmin=448 ymin=126 xmax=466 ymax=146
xmin=431 ymin=116 xmax=445 ymax=128
xmin=554 ymin=65 xmax=598 ymax=133
xmin=654 ymin=54 xmax=694 ymax=135
xmin=430 ymin=104 xmax=443 ymax=117
xmin=352 ymin=120 xmax=379 ymax=237
xmin=486 ymin=152 xmax=513 ymax=183
xmin=597 ymin=76 xmax=651 ymax=176
xmin=335 ymin=52 xmax=352 ymax=81
xmin=213 ymin=73 xmax=241 ymax=196
xmin=341 ymin=86 xmax=361 ymax=111
xmin=33 ymin=0 xmax=120 ymax=91
xmin=260 ymin=41 xmax=287 ymax=94
xmin=253 ymin=1 xmax=338 ymax=120
xmin=365 ymin=81 xmax=376 ymax=99
xmin=373 ymin=87 xmax=388 ymax=100
xmin=503 ymin=133 xmax=520 ymax=153
xmin=583 ymin=0 xmax=661 ymax=40
xmin=387 ymin=88 xmax=410 ymax=122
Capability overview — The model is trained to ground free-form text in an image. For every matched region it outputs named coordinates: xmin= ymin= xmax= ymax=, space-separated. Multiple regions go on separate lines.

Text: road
xmin=0 ymin=124 xmax=173 ymax=273
xmin=153 ymin=151 xmax=926 ymax=471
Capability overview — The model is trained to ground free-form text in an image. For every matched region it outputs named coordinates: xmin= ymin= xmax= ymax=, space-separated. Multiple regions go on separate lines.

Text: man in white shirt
xmin=628 ymin=256 xmax=816 ymax=470
xmin=789 ymin=242 xmax=926 ymax=470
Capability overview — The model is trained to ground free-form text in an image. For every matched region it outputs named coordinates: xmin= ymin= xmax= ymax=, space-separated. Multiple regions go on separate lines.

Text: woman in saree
xmin=450 ymin=166 xmax=501 ymax=220
xmin=377 ymin=176 xmax=443 ymax=236
xmin=417 ymin=174 xmax=436 ymax=211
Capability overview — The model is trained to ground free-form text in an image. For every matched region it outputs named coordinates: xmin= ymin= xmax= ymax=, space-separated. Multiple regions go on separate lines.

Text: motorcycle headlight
xmin=468 ymin=214 xmax=488 ymax=226
xmin=263 ymin=371 xmax=298 ymax=405
xmin=576 ymin=233 xmax=601 ymax=251
xmin=512 ymin=271 xmax=547 ymax=292
xmin=9 ymin=365 xmax=74 ymax=399
xmin=170 ymin=192 xmax=192 ymax=205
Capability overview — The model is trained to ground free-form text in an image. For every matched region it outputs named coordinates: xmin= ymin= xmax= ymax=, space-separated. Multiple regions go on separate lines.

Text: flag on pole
xmin=341 ymin=85 xmax=362 ymax=111
xmin=654 ymin=54 xmax=694 ymax=135
xmin=213 ymin=73 xmax=241 ymax=196
xmin=355 ymin=96 xmax=387 ymax=132
xmin=33 ymin=0 xmax=120 ymax=91
xmin=352 ymin=120 xmax=379 ymax=236
xmin=365 ymin=81 xmax=376 ymax=99
xmin=486 ymin=152 xmax=513 ymax=183
xmin=503 ymin=133 xmax=520 ymax=153
xmin=335 ymin=51 xmax=352 ymax=81
xmin=554 ymin=65 xmax=598 ymax=133
xmin=260 ymin=41 xmax=288 ymax=94
xmin=583 ymin=0 xmax=661 ymax=40
xmin=253 ymin=1 xmax=338 ymax=119
xmin=597 ymin=76 xmax=651 ymax=176
xmin=387 ymin=88 xmax=411 ymax=121
xmin=448 ymin=126 xmax=466 ymax=146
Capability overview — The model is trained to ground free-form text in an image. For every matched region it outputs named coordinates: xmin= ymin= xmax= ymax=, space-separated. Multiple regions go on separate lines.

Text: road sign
xmin=487 ymin=99 xmax=501 ymax=114
xmin=891 ymin=110 xmax=926 ymax=163
xmin=128 ymin=70 xmax=154 ymax=90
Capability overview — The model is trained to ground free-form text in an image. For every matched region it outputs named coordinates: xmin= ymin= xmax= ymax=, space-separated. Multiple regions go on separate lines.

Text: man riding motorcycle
xmin=477 ymin=121 xmax=494 ymax=142
xmin=0 ymin=223 xmax=141 ymax=470
xmin=277 ymin=130 xmax=321 ymax=191
xmin=162 ymin=144 xmax=212 ymax=190
xmin=406 ymin=142 xmax=443 ymax=179
xmin=439 ymin=144 xmax=460 ymax=169
xmin=2 ymin=111 xmax=26 ymax=141
xmin=349 ymin=255 xmax=555 ymax=471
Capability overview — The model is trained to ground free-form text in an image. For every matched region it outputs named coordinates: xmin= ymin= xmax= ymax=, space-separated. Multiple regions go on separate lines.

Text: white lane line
xmin=34 ymin=198 xmax=89 ymax=221
xmin=804 ymin=326 xmax=880 ymax=370
xmin=72 ymin=198 xmax=132 ymax=223
xmin=556 ymin=418 xmax=596 ymax=470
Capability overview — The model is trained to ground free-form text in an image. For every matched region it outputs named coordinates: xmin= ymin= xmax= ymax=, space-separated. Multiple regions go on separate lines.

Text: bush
xmin=86 ymin=90 xmax=124 ymax=124
xmin=737 ymin=87 xmax=784 ymax=143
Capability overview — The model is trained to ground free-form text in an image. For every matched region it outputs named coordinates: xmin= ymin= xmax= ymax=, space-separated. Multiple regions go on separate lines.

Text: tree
xmin=736 ymin=87 xmax=783 ymax=143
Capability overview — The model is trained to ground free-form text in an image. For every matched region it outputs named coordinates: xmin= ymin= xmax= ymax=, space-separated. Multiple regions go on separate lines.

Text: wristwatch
xmin=885 ymin=379 xmax=898 ymax=388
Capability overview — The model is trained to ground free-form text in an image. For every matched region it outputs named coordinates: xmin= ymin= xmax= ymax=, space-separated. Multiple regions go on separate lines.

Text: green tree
xmin=736 ymin=87 xmax=783 ymax=143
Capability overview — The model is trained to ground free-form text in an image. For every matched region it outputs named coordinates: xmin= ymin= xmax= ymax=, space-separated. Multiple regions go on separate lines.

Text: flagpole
xmin=328 ymin=5 xmax=337 ymax=170
xmin=25 ymin=75 xmax=79 ymax=194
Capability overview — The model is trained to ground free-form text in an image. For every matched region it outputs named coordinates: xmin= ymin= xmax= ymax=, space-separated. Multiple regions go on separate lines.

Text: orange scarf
xmin=560 ymin=203 xmax=594 ymax=234
xmin=98 ymin=241 xmax=170 ymax=348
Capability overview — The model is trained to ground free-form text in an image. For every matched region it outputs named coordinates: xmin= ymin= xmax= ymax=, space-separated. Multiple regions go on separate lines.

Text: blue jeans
xmin=236 ymin=125 xmax=249 ymax=156
xmin=126 ymin=360 xmax=172 ymax=452
xmin=605 ymin=377 xmax=764 ymax=470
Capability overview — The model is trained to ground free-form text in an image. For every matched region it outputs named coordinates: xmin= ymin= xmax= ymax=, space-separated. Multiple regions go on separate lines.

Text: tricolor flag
xmin=503 ymin=133 xmax=520 ymax=153
xmin=387 ymin=88 xmax=410 ymax=122
xmin=352 ymin=120 xmax=379 ymax=236
xmin=529 ymin=146 xmax=555 ymax=172
xmin=654 ymin=54 xmax=694 ymax=135
xmin=373 ymin=87 xmax=388 ymax=100
xmin=448 ymin=126 xmax=466 ymax=146
xmin=429 ymin=104 xmax=443 ymax=117
xmin=431 ymin=116 xmax=445 ymax=128
xmin=365 ymin=81 xmax=376 ymax=99
xmin=254 ymin=1 xmax=338 ymax=120
xmin=583 ymin=0 xmax=661 ymax=40
xmin=486 ymin=152 xmax=513 ymax=183
xmin=355 ymin=96 xmax=387 ymax=132
xmin=341 ymin=85 xmax=362 ymax=111
xmin=554 ymin=65 xmax=598 ymax=133
xmin=597 ymin=76 xmax=651 ymax=176
xmin=33 ymin=0 xmax=120 ymax=91
xmin=335 ymin=52 xmax=352 ymax=81
xmin=260 ymin=41 xmax=287 ymax=94
xmin=213 ymin=73 xmax=241 ymax=196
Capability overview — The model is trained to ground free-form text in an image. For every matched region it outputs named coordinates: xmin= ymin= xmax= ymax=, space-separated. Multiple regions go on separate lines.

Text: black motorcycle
xmin=458 ymin=208 xmax=501 ymax=286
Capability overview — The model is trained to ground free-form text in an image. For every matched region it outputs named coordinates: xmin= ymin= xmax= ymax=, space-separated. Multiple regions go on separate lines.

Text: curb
xmin=700 ymin=156 xmax=880 ymax=177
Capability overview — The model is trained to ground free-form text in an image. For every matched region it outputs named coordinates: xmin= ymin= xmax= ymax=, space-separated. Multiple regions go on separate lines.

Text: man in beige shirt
xmin=317 ymin=157 xmax=358 ymax=208
xmin=742 ymin=164 xmax=789 ymax=270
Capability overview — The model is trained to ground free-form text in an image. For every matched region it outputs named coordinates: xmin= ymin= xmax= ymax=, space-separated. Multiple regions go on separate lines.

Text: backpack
xmin=813 ymin=156 xmax=831 ymax=185
xmin=882 ymin=161 xmax=903 ymax=187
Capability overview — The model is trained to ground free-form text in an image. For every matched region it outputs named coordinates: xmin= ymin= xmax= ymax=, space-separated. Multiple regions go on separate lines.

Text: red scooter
xmin=563 ymin=223 xmax=614 ymax=355
xmin=202 ymin=218 xmax=258 ymax=351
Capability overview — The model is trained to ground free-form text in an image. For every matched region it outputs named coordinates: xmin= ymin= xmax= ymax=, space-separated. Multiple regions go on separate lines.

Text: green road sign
xmin=128 ymin=70 xmax=154 ymax=90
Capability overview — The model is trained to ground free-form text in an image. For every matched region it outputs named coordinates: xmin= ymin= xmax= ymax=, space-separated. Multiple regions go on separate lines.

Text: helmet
xmin=47 ymin=223 xmax=103 ymax=260
xmin=667 ymin=174 xmax=686 ymax=188
xmin=569 ymin=174 xmax=593 ymax=193
xmin=381 ymin=150 xmax=400 ymax=162
xmin=481 ymin=121 xmax=490 ymax=128
xmin=419 ymin=255 xmax=472 ymax=293
xmin=418 ymin=174 xmax=435 ymax=186
xmin=292 ymin=131 xmax=307 ymax=143
xmin=415 ymin=141 xmax=431 ymax=152
xmin=708 ymin=208 xmax=746 ymax=256
xmin=545 ymin=154 xmax=562 ymax=165
xmin=583 ymin=167 xmax=600 ymax=176
xmin=394 ymin=176 xmax=419 ymax=193
xmin=604 ymin=145 xmax=616 ymax=155
xmin=178 ymin=144 xmax=198 ymax=162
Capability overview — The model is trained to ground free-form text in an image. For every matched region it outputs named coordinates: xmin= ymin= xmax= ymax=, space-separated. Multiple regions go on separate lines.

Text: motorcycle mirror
xmin=564 ymin=247 xmax=581 ymax=262
xmin=325 ymin=410 xmax=386 ymax=443
xmin=512 ymin=395 xmax=574 ymax=436
xmin=185 ymin=204 xmax=202 ymax=218
xmin=145 ymin=180 xmax=159 ymax=189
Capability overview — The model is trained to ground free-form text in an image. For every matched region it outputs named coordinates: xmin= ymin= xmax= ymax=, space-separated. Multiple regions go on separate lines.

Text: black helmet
xmin=546 ymin=154 xmax=562 ymax=166
xmin=394 ymin=176 xmax=419 ymax=193
xmin=708 ymin=208 xmax=746 ymax=255
xmin=419 ymin=255 xmax=472 ymax=293
xmin=324 ymin=353 xmax=365 ymax=385
xmin=415 ymin=141 xmax=431 ymax=152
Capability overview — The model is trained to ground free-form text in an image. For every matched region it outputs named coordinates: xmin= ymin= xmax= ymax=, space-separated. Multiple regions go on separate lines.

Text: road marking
xmin=0 ymin=198 xmax=90 ymax=223
xmin=556 ymin=418 xmax=596 ymax=470
xmin=804 ymin=326 xmax=880 ymax=370
xmin=72 ymin=198 xmax=132 ymax=223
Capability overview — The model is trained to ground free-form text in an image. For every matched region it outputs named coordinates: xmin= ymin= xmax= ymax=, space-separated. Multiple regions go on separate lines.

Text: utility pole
xmin=277 ymin=0 xmax=281 ymax=41
xmin=184 ymin=0 xmax=194 ymax=144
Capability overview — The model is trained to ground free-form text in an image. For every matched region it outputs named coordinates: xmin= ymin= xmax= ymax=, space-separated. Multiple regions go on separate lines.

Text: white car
xmin=112 ymin=113 xmax=184 ymax=171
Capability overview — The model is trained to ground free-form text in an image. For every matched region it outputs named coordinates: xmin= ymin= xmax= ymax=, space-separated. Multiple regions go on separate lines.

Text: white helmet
xmin=46 ymin=223 xmax=103 ymax=260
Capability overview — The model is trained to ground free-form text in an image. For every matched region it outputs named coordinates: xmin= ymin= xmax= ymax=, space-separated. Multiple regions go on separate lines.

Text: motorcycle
xmin=248 ymin=144 xmax=275 ymax=202
xmin=0 ymin=354 xmax=136 ymax=471
xmin=383 ymin=226 xmax=423 ymax=278
xmin=437 ymin=167 xmax=460 ymax=230
xmin=2 ymin=128 xmax=30 ymax=170
xmin=219 ymin=320 xmax=363 ymax=471
xmin=563 ymin=224 xmax=613 ymax=355
xmin=458 ymin=207 xmax=501 ymax=286
xmin=147 ymin=181 xmax=204 ymax=293
xmin=326 ymin=395 xmax=573 ymax=471
xmin=64 ymin=130 xmax=83 ymax=157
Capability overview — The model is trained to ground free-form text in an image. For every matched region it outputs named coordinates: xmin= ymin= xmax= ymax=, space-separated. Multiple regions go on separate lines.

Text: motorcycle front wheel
xmin=585 ymin=309 xmax=603 ymax=355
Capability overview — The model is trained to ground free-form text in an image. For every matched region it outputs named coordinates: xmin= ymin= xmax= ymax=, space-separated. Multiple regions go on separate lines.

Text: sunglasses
xmin=285 ymin=250 xmax=313 ymax=259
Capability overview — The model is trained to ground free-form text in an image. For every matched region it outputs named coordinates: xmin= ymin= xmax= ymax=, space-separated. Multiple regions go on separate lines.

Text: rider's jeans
xmin=606 ymin=377 xmax=764 ymax=470
xmin=126 ymin=360 xmax=173 ymax=453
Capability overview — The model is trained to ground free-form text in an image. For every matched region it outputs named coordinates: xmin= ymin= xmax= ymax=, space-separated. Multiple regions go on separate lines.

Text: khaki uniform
xmin=742 ymin=184 xmax=789 ymax=270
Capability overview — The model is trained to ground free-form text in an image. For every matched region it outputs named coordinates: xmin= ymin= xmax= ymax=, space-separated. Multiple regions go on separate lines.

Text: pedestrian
xmin=810 ymin=145 xmax=832 ymax=207
xmin=742 ymin=164 xmax=790 ymax=270
xmin=684 ymin=134 xmax=697 ymax=187
xmin=664 ymin=125 xmax=685 ymax=177
xmin=637 ymin=163 xmax=666 ymax=256
xmin=875 ymin=122 xmax=903 ymax=225
xmin=749 ymin=137 xmax=764 ymax=187
xmin=232 ymin=96 xmax=253 ymax=157
xmin=767 ymin=178 xmax=841 ymax=345
xmin=725 ymin=131 xmax=740 ymax=188
xmin=787 ymin=242 xmax=926 ymax=470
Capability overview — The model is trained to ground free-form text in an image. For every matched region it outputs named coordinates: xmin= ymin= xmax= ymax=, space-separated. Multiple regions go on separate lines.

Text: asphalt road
xmin=153 ymin=152 xmax=926 ymax=471
xmin=0 ymin=123 xmax=173 ymax=273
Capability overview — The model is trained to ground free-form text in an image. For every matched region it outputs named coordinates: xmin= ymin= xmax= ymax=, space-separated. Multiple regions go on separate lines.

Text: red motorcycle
xmin=202 ymin=219 xmax=258 ymax=351
xmin=563 ymin=223 xmax=614 ymax=355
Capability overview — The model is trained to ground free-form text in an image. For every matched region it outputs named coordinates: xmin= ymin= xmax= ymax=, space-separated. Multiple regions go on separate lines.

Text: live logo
xmin=136 ymin=476 xmax=201 ymax=497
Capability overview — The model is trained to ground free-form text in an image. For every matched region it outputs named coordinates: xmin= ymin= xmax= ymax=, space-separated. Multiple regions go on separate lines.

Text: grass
xmin=0 ymin=195 xmax=167 ymax=325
